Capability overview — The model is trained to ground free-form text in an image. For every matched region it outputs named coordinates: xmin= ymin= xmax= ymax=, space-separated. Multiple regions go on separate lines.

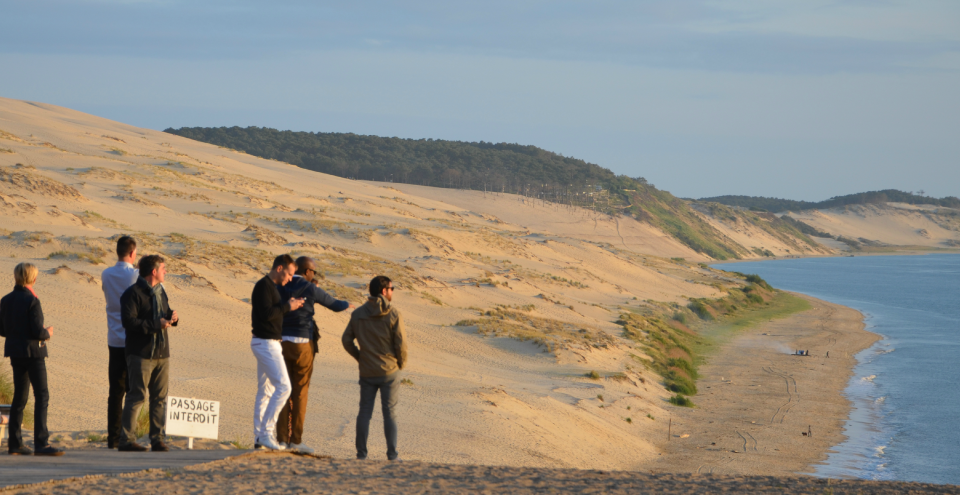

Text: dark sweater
xmin=121 ymin=277 xmax=177 ymax=359
xmin=0 ymin=286 xmax=51 ymax=359
xmin=251 ymin=275 xmax=290 ymax=340
xmin=279 ymin=275 xmax=350 ymax=340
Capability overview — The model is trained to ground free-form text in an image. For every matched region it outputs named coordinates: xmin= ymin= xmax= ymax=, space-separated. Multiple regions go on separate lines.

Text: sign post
xmin=165 ymin=396 xmax=220 ymax=449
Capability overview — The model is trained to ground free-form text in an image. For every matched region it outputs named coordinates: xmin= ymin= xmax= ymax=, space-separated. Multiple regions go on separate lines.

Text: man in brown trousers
xmin=342 ymin=275 xmax=407 ymax=461
xmin=276 ymin=257 xmax=353 ymax=453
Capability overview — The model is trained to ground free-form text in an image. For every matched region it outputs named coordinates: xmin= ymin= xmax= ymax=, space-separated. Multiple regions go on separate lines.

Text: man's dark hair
xmin=295 ymin=256 xmax=313 ymax=275
xmin=116 ymin=235 xmax=137 ymax=259
xmin=369 ymin=275 xmax=392 ymax=297
xmin=272 ymin=254 xmax=295 ymax=270
xmin=138 ymin=255 xmax=165 ymax=279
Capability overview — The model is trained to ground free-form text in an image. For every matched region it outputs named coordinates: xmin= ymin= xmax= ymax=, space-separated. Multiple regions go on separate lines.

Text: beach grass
xmin=0 ymin=368 xmax=34 ymax=427
xmin=694 ymin=291 xmax=811 ymax=356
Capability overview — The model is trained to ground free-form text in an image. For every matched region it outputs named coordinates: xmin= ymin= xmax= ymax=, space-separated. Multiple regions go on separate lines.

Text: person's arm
xmin=392 ymin=312 xmax=407 ymax=370
xmin=28 ymin=298 xmax=51 ymax=341
xmin=341 ymin=319 xmax=361 ymax=362
xmin=163 ymin=289 xmax=179 ymax=327
xmin=121 ymin=289 xmax=163 ymax=336
xmin=0 ymin=301 xmax=6 ymax=338
xmin=312 ymin=286 xmax=350 ymax=312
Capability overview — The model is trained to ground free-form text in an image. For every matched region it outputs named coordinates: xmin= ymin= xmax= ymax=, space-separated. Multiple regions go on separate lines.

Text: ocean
xmin=722 ymin=254 xmax=960 ymax=485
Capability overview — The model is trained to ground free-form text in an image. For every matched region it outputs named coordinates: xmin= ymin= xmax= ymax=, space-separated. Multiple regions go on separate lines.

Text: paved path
xmin=0 ymin=449 xmax=251 ymax=488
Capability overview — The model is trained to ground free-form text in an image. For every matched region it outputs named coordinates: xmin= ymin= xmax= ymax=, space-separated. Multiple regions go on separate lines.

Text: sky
xmin=2 ymin=0 xmax=958 ymax=200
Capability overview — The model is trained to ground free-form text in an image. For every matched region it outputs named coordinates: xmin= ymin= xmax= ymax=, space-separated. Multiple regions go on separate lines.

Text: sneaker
xmin=8 ymin=446 xmax=33 ymax=456
xmin=118 ymin=443 xmax=148 ymax=452
xmin=34 ymin=445 xmax=65 ymax=456
xmin=151 ymin=442 xmax=170 ymax=452
xmin=288 ymin=443 xmax=314 ymax=454
xmin=259 ymin=436 xmax=286 ymax=451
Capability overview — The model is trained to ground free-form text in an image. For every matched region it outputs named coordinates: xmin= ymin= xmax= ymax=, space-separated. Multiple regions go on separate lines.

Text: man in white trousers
xmin=250 ymin=254 xmax=304 ymax=450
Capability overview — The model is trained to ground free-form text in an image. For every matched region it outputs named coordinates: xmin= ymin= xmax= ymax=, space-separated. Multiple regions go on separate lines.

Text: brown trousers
xmin=277 ymin=341 xmax=315 ymax=445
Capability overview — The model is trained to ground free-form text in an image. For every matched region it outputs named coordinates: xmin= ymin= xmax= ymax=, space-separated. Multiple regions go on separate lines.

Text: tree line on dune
xmin=698 ymin=190 xmax=960 ymax=213
xmin=162 ymin=126 xmax=758 ymax=260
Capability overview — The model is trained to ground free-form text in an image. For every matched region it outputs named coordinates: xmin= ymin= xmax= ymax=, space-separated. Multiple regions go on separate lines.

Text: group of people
xmin=0 ymin=236 xmax=408 ymax=460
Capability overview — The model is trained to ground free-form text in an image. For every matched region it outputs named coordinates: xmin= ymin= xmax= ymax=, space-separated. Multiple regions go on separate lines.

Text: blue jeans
xmin=356 ymin=373 xmax=400 ymax=460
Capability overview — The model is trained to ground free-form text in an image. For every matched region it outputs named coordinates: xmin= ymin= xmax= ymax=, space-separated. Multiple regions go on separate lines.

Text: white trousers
xmin=251 ymin=338 xmax=291 ymax=442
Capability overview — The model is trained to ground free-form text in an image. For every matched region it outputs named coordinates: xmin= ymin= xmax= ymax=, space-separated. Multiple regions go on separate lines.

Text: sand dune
xmin=0 ymin=97 xmax=729 ymax=469
xmin=0 ymin=96 xmax=884 ymax=478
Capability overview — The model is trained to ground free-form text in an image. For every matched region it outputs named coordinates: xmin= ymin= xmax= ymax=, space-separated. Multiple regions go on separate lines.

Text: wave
xmin=875 ymin=396 xmax=886 ymax=404
xmin=861 ymin=375 xmax=877 ymax=382
xmin=875 ymin=446 xmax=886 ymax=457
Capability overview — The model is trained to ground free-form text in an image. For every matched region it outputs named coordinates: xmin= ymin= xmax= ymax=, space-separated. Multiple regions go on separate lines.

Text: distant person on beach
xmin=100 ymin=235 xmax=139 ymax=449
xmin=276 ymin=257 xmax=354 ymax=453
xmin=250 ymin=254 xmax=304 ymax=451
xmin=342 ymin=275 xmax=407 ymax=461
xmin=0 ymin=263 xmax=64 ymax=456
xmin=118 ymin=255 xmax=179 ymax=452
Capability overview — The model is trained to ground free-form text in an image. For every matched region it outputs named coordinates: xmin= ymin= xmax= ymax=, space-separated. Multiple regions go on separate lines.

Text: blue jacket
xmin=278 ymin=276 xmax=349 ymax=340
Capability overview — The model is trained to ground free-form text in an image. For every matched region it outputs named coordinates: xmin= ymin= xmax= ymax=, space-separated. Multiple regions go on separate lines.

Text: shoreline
xmin=647 ymin=293 xmax=880 ymax=476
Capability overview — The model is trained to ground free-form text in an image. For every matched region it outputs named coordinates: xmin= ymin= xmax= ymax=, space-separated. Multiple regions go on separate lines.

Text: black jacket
xmin=251 ymin=275 xmax=290 ymax=340
xmin=121 ymin=277 xmax=177 ymax=359
xmin=279 ymin=275 xmax=349 ymax=340
xmin=0 ymin=286 xmax=51 ymax=359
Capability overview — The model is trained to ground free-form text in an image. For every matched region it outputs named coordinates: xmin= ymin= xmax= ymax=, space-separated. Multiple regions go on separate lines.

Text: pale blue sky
xmin=2 ymin=1 xmax=958 ymax=200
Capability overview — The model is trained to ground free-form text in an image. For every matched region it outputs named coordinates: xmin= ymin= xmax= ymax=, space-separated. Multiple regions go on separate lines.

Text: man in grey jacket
xmin=342 ymin=275 xmax=407 ymax=461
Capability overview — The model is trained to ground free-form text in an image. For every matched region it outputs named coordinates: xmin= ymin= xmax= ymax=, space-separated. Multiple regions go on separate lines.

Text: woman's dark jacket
xmin=0 ymin=286 xmax=51 ymax=358
xmin=121 ymin=277 xmax=177 ymax=359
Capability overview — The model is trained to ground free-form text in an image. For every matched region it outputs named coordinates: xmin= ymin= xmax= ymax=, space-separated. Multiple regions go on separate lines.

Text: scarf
xmin=150 ymin=282 xmax=164 ymax=320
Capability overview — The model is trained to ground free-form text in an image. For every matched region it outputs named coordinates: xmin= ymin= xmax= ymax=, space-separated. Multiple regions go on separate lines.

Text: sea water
xmin=722 ymin=254 xmax=960 ymax=485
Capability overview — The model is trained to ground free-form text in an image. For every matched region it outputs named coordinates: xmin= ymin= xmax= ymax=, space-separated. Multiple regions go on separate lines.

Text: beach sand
xmin=649 ymin=295 xmax=880 ymax=476
xmin=6 ymin=451 xmax=958 ymax=495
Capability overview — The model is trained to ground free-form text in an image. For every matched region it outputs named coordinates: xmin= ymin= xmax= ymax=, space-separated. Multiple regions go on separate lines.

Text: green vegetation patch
xmin=454 ymin=306 xmax=613 ymax=354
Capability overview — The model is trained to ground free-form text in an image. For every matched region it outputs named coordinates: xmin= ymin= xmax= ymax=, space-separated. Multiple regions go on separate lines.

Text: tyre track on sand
xmin=763 ymin=367 xmax=799 ymax=424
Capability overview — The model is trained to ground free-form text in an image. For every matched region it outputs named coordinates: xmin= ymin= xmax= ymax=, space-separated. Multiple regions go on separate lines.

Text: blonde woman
xmin=0 ymin=263 xmax=64 ymax=456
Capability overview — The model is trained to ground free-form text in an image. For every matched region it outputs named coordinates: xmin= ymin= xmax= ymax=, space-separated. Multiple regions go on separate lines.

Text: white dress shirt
xmin=101 ymin=261 xmax=139 ymax=348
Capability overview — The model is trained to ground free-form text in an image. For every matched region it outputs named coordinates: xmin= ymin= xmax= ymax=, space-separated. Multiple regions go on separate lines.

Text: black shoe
xmin=151 ymin=442 xmax=169 ymax=452
xmin=34 ymin=445 xmax=64 ymax=456
xmin=108 ymin=442 xmax=117 ymax=449
xmin=8 ymin=446 xmax=33 ymax=456
xmin=118 ymin=443 xmax=148 ymax=452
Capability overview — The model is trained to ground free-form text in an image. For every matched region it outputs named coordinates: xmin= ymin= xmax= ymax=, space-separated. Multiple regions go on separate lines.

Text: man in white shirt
xmin=100 ymin=236 xmax=139 ymax=449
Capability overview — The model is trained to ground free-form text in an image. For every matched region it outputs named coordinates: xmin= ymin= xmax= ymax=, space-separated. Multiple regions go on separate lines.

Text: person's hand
xmin=170 ymin=310 xmax=179 ymax=324
xmin=348 ymin=303 xmax=356 ymax=309
xmin=288 ymin=298 xmax=305 ymax=311
xmin=45 ymin=326 xmax=54 ymax=339
xmin=160 ymin=318 xmax=171 ymax=329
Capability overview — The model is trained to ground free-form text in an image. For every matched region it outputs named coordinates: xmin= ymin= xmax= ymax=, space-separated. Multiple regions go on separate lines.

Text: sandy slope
xmin=0 ymin=96 xmax=886 ymax=478
xmin=0 ymin=96 xmax=725 ymax=469
xmin=791 ymin=203 xmax=960 ymax=249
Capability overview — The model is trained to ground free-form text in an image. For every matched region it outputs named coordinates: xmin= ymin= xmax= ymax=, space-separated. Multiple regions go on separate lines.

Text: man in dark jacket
xmin=342 ymin=275 xmax=407 ymax=461
xmin=276 ymin=256 xmax=353 ymax=453
xmin=118 ymin=255 xmax=179 ymax=452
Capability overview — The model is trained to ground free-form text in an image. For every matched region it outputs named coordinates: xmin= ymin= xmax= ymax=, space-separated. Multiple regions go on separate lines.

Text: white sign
xmin=166 ymin=396 xmax=220 ymax=440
